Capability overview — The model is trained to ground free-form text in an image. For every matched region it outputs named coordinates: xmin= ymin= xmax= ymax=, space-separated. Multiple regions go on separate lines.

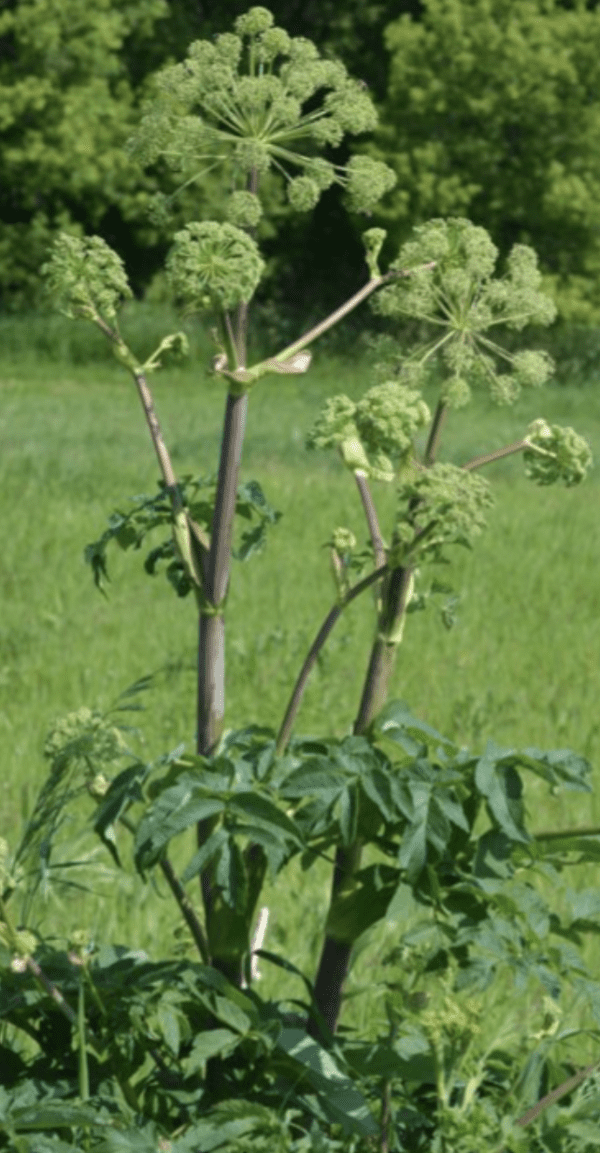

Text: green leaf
xmin=226 ymin=791 xmax=303 ymax=845
xmin=181 ymin=826 xmax=228 ymax=884
xmin=374 ymin=700 xmax=457 ymax=757
xmin=93 ymin=760 xmax=152 ymax=864
xmin=280 ymin=764 xmax=349 ymax=801
xmin=338 ymin=782 xmax=359 ymax=846
xmin=134 ymin=781 xmax=225 ymax=870
xmin=474 ymin=744 xmax=530 ymax=843
xmin=157 ymin=1003 xmax=181 ymax=1055
xmin=277 ymin=1029 xmax=378 ymax=1137
xmin=7 ymin=1101 xmax=105 ymax=1130
xmin=398 ymin=819 xmax=428 ymax=880
xmin=215 ymin=839 xmax=247 ymax=911
xmin=187 ymin=1028 xmax=240 ymax=1069
xmin=516 ymin=746 xmax=592 ymax=793
xmin=326 ymin=864 xmax=402 ymax=943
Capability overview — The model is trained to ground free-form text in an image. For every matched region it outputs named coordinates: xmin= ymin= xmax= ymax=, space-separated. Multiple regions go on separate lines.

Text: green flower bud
xmin=288 ymin=176 xmax=320 ymax=212
xmin=363 ymin=228 xmax=387 ymax=278
xmin=166 ymin=221 xmax=265 ymax=314
xmin=235 ymin=7 xmax=274 ymax=36
xmin=524 ymin=420 xmax=593 ymax=487
xmin=42 ymin=233 xmax=132 ymax=323
xmin=441 ymin=375 xmax=471 ymax=409
xmin=345 ymin=156 xmax=397 ymax=214
xmin=305 ymin=395 xmax=358 ymax=451
xmin=331 ymin=527 xmax=357 ymax=553
xmin=225 ymin=191 xmax=263 ymax=228
xmin=397 ymin=463 xmax=493 ymax=561
xmin=355 ymin=382 xmax=431 ymax=462
xmin=512 ymin=349 xmax=554 ymax=388
xmin=340 ymin=436 xmax=371 ymax=473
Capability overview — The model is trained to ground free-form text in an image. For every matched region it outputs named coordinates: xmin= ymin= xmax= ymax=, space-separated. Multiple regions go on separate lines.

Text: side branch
xmin=275 ymin=563 xmax=389 ymax=756
xmin=255 ymin=261 xmax=437 ymax=373
xmin=462 ymin=438 xmax=528 ymax=471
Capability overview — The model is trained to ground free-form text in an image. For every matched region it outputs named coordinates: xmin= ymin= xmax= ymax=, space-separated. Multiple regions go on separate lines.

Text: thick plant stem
xmin=424 ymin=399 xmax=447 ymax=466
xmin=197 ymin=344 xmax=250 ymax=980
xmin=206 ymin=390 xmax=249 ymax=608
xmin=354 ymin=565 xmax=414 ymax=733
xmin=309 ymin=564 xmax=414 ymax=1039
xmin=197 ymin=613 xmax=226 ymax=757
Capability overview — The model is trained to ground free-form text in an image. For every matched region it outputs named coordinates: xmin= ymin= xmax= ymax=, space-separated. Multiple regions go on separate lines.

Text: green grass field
xmin=1 ymin=314 xmax=599 ymax=1054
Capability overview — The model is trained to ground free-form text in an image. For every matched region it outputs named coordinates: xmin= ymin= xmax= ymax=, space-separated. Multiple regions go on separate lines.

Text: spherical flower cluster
xmin=166 ymin=221 xmax=265 ymax=314
xmin=129 ymin=6 xmax=396 ymax=221
xmin=524 ymin=419 xmax=593 ymax=487
xmin=394 ymin=462 xmax=494 ymax=565
xmin=44 ymin=707 xmax=128 ymax=774
xmin=306 ymin=383 xmax=431 ymax=481
xmin=225 ymin=190 xmax=263 ymax=228
xmin=42 ymin=233 xmax=132 ymax=323
xmin=331 ymin=527 xmax=357 ymax=554
xmin=372 ymin=218 xmax=557 ymax=407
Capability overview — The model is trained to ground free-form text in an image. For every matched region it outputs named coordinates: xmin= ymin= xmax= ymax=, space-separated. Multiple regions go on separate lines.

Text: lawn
xmin=1 ymin=316 xmax=599 ymax=1050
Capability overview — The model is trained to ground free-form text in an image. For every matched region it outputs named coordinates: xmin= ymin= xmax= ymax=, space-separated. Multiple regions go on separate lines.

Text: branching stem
xmin=462 ymin=438 xmax=529 ymax=471
xmin=275 ymin=563 xmax=389 ymax=755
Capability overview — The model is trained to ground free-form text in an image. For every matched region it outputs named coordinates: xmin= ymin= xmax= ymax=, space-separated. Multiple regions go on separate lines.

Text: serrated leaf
xmin=475 ymin=745 xmax=529 ymax=843
xmin=280 ymin=764 xmax=348 ymax=800
xmin=277 ymin=1029 xmax=378 ymax=1136
xmin=326 ymin=864 xmax=402 ymax=943
xmin=134 ymin=784 xmax=225 ymax=870
xmin=226 ymin=791 xmax=303 ymax=844
xmin=375 ymin=700 xmax=456 ymax=755
xmin=474 ymin=829 xmax=515 ymax=880
xmin=398 ymin=819 xmax=428 ymax=879
xmin=93 ymin=761 xmax=151 ymax=865
xmin=338 ymin=783 xmax=359 ymax=846
xmin=215 ymin=839 xmax=247 ymax=911
xmin=181 ymin=826 xmax=228 ymax=884
xmin=157 ymin=1003 xmax=181 ymax=1055
xmin=187 ymin=1027 xmax=240 ymax=1070
xmin=517 ymin=746 xmax=592 ymax=793
xmin=361 ymin=765 xmax=396 ymax=822
xmin=9 ymin=1102 xmax=104 ymax=1129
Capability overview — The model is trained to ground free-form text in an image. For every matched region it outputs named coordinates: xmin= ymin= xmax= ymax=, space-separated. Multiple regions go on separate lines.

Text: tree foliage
xmin=0 ymin=0 xmax=169 ymax=308
xmin=373 ymin=0 xmax=600 ymax=321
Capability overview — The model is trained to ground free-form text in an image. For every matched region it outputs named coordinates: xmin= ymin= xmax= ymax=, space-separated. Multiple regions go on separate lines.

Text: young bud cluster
xmin=524 ymin=419 xmax=593 ymax=487
xmin=306 ymin=382 xmax=430 ymax=481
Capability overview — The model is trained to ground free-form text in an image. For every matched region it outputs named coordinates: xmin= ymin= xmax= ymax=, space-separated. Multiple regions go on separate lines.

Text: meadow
xmin=1 ymin=306 xmax=599 ymax=1050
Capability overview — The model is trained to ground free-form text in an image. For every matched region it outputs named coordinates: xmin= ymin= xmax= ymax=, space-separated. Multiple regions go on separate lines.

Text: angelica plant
xmin=42 ymin=6 xmax=402 ymax=989
xmin=297 ymin=217 xmax=592 ymax=1041
xmin=23 ymin=10 xmax=599 ymax=1149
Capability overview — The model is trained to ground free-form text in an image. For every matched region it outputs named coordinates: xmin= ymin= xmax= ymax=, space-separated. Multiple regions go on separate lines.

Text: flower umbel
xmin=129 ymin=6 xmax=396 ymax=220
xmin=306 ymin=382 xmax=431 ymax=481
xmin=524 ymin=419 xmax=593 ymax=487
xmin=42 ymin=234 xmax=132 ymax=324
xmin=372 ymin=218 xmax=557 ymax=406
xmin=393 ymin=463 xmax=494 ymax=566
xmin=166 ymin=221 xmax=265 ymax=315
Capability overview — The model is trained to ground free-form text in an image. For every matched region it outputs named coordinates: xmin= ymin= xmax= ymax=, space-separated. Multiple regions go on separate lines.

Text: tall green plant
xmin=2 ymin=7 xmax=600 ymax=1151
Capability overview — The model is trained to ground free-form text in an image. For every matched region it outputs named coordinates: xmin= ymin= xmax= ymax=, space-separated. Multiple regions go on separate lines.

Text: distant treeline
xmin=2 ymin=0 xmax=600 ymax=325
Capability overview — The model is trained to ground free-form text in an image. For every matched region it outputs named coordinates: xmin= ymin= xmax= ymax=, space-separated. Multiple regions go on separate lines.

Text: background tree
xmin=371 ymin=0 xmax=600 ymax=322
xmin=0 ymin=0 xmax=416 ymax=320
xmin=0 ymin=0 xmax=171 ymax=309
